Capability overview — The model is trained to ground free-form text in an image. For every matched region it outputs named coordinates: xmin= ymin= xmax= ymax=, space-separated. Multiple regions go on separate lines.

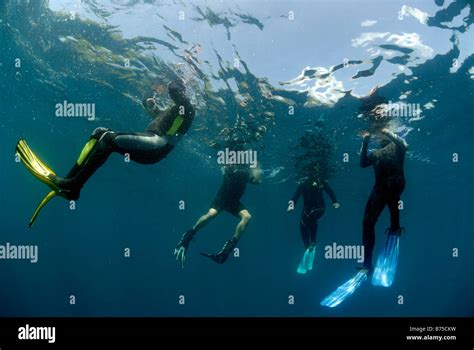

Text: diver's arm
xmin=324 ymin=182 xmax=340 ymax=208
xmin=288 ymin=183 xmax=303 ymax=211
xmin=170 ymin=90 xmax=195 ymax=135
xmin=179 ymin=102 xmax=195 ymax=134
xmin=172 ymin=95 xmax=195 ymax=117
xmin=360 ymin=134 xmax=374 ymax=168
xmin=168 ymin=79 xmax=195 ymax=117
xmin=381 ymin=128 xmax=408 ymax=151
xmin=323 ymin=182 xmax=337 ymax=203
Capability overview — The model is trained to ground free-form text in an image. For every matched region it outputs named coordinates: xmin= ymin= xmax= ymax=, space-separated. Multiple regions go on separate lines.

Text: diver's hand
xmin=381 ymin=128 xmax=397 ymax=139
xmin=333 ymin=202 xmax=341 ymax=209
xmin=174 ymin=246 xmax=186 ymax=269
xmin=145 ymin=98 xmax=156 ymax=109
xmin=362 ymin=131 xmax=371 ymax=139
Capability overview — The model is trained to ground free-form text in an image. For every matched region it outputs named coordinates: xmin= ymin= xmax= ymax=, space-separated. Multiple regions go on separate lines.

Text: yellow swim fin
xmin=29 ymin=190 xmax=57 ymax=228
xmin=16 ymin=139 xmax=60 ymax=192
xmin=16 ymin=139 xmax=64 ymax=227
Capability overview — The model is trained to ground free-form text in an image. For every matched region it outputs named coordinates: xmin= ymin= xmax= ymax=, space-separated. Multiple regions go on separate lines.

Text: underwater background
xmin=0 ymin=0 xmax=473 ymax=316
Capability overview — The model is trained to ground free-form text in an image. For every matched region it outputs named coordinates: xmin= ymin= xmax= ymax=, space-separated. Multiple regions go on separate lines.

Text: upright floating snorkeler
xmin=360 ymin=128 xmax=408 ymax=286
xmin=321 ymin=127 xmax=408 ymax=307
xmin=174 ymin=163 xmax=262 ymax=267
xmin=16 ymin=79 xmax=195 ymax=227
xmin=288 ymin=168 xmax=340 ymax=274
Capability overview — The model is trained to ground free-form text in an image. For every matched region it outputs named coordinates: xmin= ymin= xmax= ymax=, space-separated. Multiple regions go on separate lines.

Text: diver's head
xmin=168 ymin=78 xmax=186 ymax=102
xmin=310 ymin=164 xmax=322 ymax=179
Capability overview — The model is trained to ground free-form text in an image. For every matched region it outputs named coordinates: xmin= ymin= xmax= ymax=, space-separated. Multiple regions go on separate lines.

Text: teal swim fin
xmin=320 ymin=269 xmax=369 ymax=308
xmin=372 ymin=230 xmax=401 ymax=287
xmin=297 ymin=245 xmax=316 ymax=274
xmin=297 ymin=249 xmax=310 ymax=274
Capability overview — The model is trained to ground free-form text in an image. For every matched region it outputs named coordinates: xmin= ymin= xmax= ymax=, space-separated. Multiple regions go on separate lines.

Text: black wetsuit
xmin=360 ymin=138 xmax=406 ymax=269
xmin=211 ymin=166 xmax=251 ymax=217
xmin=291 ymin=178 xmax=337 ymax=249
xmin=63 ymin=82 xmax=195 ymax=198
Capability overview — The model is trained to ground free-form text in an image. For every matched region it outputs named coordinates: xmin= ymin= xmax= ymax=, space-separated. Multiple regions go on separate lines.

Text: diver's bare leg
xmin=174 ymin=208 xmax=218 ymax=268
xmin=193 ymin=208 xmax=219 ymax=232
xmin=233 ymin=209 xmax=252 ymax=241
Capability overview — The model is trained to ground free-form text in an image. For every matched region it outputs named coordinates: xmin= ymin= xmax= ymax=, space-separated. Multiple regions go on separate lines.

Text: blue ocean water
xmin=0 ymin=0 xmax=473 ymax=317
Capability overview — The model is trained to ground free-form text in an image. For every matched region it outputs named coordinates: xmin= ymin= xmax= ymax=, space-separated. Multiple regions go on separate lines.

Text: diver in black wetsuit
xmin=174 ymin=164 xmax=262 ymax=266
xmin=360 ymin=128 xmax=408 ymax=271
xmin=288 ymin=176 xmax=340 ymax=249
xmin=52 ymin=79 xmax=195 ymax=200
xmin=16 ymin=79 xmax=196 ymax=227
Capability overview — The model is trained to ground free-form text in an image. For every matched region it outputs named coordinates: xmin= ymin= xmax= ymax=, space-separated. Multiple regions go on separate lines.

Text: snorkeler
xmin=288 ymin=172 xmax=340 ymax=274
xmin=320 ymin=128 xmax=408 ymax=307
xmin=16 ymin=79 xmax=195 ymax=227
xmin=360 ymin=128 xmax=408 ymax=274
xmin=174 ymin=163 xmax=262 ymax=266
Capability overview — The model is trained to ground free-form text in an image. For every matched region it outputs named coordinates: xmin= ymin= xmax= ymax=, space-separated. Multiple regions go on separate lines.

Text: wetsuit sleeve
xmin=360 ymin=137 xmax=375 ymax=168
xmin=172 ymin=94 xmax=195 ymax=135
xmin=152 ymin=96 xmax=195 ymax=141
xmin=382 ymin=129 xmax=408 ymax=152
xmin=323 ymin=181 xmax=338 ymax=203
xmin=291 ymin=183 xmax=303 ymax=204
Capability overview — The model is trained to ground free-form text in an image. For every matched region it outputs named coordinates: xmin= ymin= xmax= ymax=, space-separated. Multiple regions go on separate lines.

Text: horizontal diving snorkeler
xmin=16 ymin=79 xmax=195 ymax=227
xmin=320 ymin=128 xmax=408 ymax=307
xmin=287 ymin=168 xmax=340 ymax=274
xmin=174 ymin=163 xmax=262 ymax=266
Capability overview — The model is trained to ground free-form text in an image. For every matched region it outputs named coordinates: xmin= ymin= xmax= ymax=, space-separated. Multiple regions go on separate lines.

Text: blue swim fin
xmin=297 ymin=248 xmax=310 ymax=274
xmin=372 ymin=233 xmax=400 ymax=287
xmin=320 ymin=270 xmax=368 ymax=308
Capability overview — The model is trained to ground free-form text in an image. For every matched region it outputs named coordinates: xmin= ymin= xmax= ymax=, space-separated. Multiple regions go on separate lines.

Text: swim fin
xmin=297 ymin=245 xmax=316 ymax=274
xmin=320 ymin=269 xmax=369 ymax=308
xmin=16 ymin=139 xmax=61 ymax=192
xmin=297 ymin=248 xmax=310 ymax=274
xmin=16 ymin=139 xmax=67 ymax=227
xmin=201 ymin=238 xmax=237 ymax=264
xmin=372 ymin=231 xmax=401 ymax=287
xmin=29 ymin=190 xmax=57 ymax=228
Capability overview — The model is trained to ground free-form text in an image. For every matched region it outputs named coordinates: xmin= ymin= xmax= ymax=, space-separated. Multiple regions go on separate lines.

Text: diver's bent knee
xmin=241 ymin=212 xmax=252 ymax=222
xmin=91 ymin=127 xmax=112 ymax=139
xmin=208 ymin=208 xmax=219 ymax=217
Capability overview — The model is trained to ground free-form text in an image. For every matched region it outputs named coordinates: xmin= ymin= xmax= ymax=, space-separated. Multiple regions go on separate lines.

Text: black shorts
xmin=211 ymin=197 xmax=246 ymax=217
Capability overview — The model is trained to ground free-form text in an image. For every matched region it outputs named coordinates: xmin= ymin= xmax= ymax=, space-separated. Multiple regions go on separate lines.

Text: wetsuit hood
xmin=168 ymin=79 xmax=186 ymax=102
